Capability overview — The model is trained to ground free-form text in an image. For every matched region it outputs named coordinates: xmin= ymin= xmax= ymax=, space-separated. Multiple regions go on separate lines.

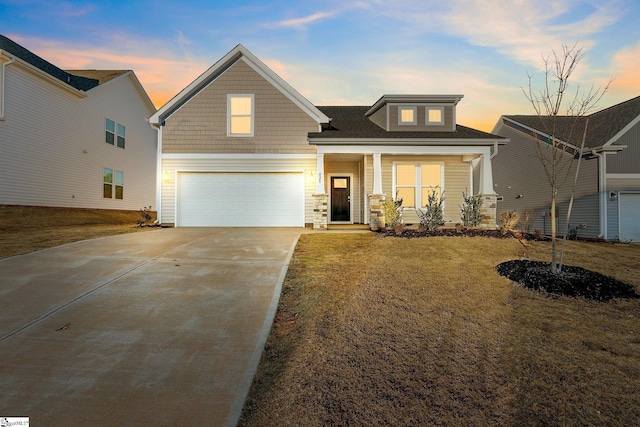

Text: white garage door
xmin=177 ymin=172 xmax=304 ymax=227
xmin=619 ymin=193 xmax=640 ymax=242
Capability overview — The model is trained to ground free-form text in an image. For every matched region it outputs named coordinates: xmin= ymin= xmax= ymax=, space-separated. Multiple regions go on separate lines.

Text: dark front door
xmin=331 ymin=176 xmax=350 ymax=222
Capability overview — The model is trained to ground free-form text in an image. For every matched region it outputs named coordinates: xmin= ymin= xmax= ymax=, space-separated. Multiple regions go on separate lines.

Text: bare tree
xmin=523 ymin=43 xmax=610 ymax=273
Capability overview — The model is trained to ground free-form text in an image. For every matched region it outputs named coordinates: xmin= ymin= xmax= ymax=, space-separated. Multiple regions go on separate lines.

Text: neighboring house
xmin=149 ymin=44 xmax=508 ymax=229
xmin=0 ymin=34 xmax=157 ymax=211
xmin=492 ymin=95 xmax=640 ymax=241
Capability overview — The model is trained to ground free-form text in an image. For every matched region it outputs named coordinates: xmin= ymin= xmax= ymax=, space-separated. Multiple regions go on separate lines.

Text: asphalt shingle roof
xmin=310 ymin=106 xmax=506 ymax=140
xmin=504 ymin=95 xmax=640 ymax=148
xmin=1 ymin=34 xmax=127 ymax=91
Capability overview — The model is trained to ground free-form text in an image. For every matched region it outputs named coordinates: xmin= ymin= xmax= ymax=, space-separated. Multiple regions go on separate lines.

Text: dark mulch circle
xmin=496 ymin=259 xmax=639 ymax=302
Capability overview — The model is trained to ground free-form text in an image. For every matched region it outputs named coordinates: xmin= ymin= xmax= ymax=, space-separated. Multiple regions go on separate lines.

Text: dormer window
xmin=398 ymin=106 xmax=417 ymax=125
xmin=426 ymin=107 xmax=444 ymax=125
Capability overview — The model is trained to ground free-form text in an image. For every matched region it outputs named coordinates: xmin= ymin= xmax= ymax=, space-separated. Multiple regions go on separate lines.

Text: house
xmin=149 ymin=44 xmax=508 ymax=229
xmin=492 ymin=95 xmax=640 ymax=241
xmin=0 ymin=34 xmax=157 ymax=211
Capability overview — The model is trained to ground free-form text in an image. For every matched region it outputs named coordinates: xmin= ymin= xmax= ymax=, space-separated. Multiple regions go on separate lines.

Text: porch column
xmin=372 ymin=153 xmax=383 ymax=194
xmin=478 ymin=153 xmax=497 ymax=228
xmin=313 ymin=153 xmax=328 ymax=230
xmin=478 ymin=153 xmax=495 ymax=196
xmin=315 ymin=153 xmax=325 ymax=195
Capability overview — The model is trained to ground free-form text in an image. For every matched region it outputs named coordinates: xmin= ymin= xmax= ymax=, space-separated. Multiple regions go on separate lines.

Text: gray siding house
xmin=492 ymin=95 xmax=640 ymax=241
xmin=149 ymin=44 xmax=507 ymax=229
xmin=0 ymin=35 xmax=157 ymax=211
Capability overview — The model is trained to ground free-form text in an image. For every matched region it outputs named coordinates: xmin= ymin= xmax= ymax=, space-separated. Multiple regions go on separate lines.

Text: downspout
xmin=1 ymin=54 xmax=15 ymax=119
xmin=490 ymin=141 xmax=499 ymax=159
xmin=590 ymin=150 xmax=606 ymax=239
xmin=150 ymin=122 xmax=163 ymax=224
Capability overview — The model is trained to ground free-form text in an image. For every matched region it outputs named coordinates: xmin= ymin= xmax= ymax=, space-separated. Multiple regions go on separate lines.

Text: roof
xmin=366 ymin=94 xmax=464 ymax=117
xmin=503 ymin=95 xmax=640 ymax=149
xmin=309 ymin=106 xmax=507 ymax=141
xmin=150 ymin=44 xmax=330 ymax=126
xmin=0 ymin=34 xmax=99 ymax=91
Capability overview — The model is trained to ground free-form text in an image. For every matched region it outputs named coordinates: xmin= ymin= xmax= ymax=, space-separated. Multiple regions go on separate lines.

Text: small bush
xmin=137 ymin=206 xmax=153 ymax=226
xmin=416 ymin=190 xmax=445 ymax=231
xmin=384 ymin=197 xmax=403 ymax=228
xmin=520 ymin=209 xmax=535 ymax=233
xmin=459 ymin=190 xmax=483 ymax=228
xmin=499 ymin=210 xmax=519 ymax=235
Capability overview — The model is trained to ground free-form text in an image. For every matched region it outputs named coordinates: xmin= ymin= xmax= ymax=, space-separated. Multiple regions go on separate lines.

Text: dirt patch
xmin=496 ymin=259 xmax=639 ymax=302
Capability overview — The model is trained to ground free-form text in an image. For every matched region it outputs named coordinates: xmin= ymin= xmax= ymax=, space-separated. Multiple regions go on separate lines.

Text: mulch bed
xmin=380 ymin=228 xmax=549 ymax=240
xmin=496 ymin=260 xmax=639 ymax=302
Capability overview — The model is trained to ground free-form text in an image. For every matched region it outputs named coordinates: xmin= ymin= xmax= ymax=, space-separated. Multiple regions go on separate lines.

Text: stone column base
xmin=368 ymin=194 xmax=386 ymax=231
xmin=478 ymin=194 xmax=497 ymax=229
xmin=313 ymin=194 xmax=329 ymax=230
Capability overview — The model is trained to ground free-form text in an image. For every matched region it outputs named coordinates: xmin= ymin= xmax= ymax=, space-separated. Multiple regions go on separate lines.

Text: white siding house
xmin=0 ymin=35 xmax=157 ymax=211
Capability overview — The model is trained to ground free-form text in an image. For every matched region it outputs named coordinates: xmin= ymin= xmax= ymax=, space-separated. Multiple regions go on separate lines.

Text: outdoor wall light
xmin=306 ymin=170 xmax=315 ymax=182
xmin=609 ymin=192 xmax=618 ymax=201
xmin=162 ymin=170 xmax=172 ymax=182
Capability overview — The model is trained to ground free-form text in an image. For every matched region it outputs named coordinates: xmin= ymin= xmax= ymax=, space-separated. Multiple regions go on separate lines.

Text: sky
xmin=1 ymin=0 xmax=639 ymax=132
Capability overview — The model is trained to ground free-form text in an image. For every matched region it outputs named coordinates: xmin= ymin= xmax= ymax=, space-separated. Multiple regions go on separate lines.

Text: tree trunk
xmin=551 ymin=190 xmax=557 ymax=273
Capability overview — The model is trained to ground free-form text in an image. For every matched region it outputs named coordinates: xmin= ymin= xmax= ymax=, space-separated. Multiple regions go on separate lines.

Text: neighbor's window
xmin=105 ymin=119 xmax=115 ymax=145
xmin=106 ymin=118 xmax=125 ymax=148
xmin=115 ymin=170 xmax=124 ymax=199
xmin=228 ymin=94 xmax=254 ymax=136
xmin=103 ymin=168 xmax=124 ymax=199
xmin=398 ymin=106 xmax=417 ymax=125
xmin=426 ymin=107 xmax=444 ymax=125
xmin=394 ymin=163 xmax=443 ymax=208
xmin=103 ymin=167 xmax=113 ymax=198
xmin=117 ymin=124 xmax=125 ymax=148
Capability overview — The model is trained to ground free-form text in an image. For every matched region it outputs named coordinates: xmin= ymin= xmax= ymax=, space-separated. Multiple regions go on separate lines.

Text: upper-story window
xmin=106 ymin=118 xmax=125 ymax=148
xmin=398 ymin=106 xmax=417 ymax=125
xmin=426 ymin=107 xmax=444 ymax=125
xmin=228 ymin=94 xmax=254 ymax=136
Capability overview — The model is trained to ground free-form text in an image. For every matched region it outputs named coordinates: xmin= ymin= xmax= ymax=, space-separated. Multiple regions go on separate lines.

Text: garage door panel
xmin=177 ymin=172 xmax=304 ymax=227
xmin=619 ymin=193 xmax=640 ymax=242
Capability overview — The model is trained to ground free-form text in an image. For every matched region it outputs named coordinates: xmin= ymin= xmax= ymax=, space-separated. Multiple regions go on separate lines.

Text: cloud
xmin=361 ymin=0 xmax=620 ymax=70
xmin=263 ymin=12 xmax=334 ymax=29
xmin=609 ymin=42 xmax=640 ymax=96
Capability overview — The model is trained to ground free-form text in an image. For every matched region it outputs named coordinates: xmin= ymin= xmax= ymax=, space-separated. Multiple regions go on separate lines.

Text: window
xmin=228 ymin=94 xmax=254 ymax=136
xmin=103 ymin=167 xmax=113 ymax=198
xmin=106 ymin=118 xmax=125 ymax=148
xmin=103 ymin=167 xmax=124 ymax=199
xmin=105 ymin=119 xmax=115 ymax=145
xmin=426 ymin=107 xmax=444 ymax=125
xmin=394 ymin=163 xmax=443 ymax=208
xmin=398 ymin=106 xmax=417 ymax=125
xmin=117 ymin=124 xmax=125 ymax=148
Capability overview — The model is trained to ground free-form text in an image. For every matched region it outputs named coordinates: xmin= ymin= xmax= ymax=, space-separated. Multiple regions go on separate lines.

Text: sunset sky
xmin=2 ymin=0 xmax=639 ymax=131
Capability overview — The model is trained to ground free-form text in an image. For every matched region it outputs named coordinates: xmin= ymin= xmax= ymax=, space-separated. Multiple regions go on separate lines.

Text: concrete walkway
xmin=0 ymin=228 xmax=301 ymax=426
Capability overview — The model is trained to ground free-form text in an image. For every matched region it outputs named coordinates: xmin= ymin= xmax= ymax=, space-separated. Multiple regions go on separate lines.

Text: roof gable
xmin=149 ymin=44 xmax=330 ymax=125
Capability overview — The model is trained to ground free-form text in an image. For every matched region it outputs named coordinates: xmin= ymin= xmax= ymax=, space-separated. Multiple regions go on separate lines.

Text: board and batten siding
xmin=363 ymin=154 xmax=471 ymax=225
xmin=162 ymin=58 xmax=318 ymax=155
xmin=387 ymin=105 xmax=454 ymax=132
xmin=160 ymin=157 xmax=316 ymax=225
xmin=492 ymin=121 xmax=600 ymax=238
xmin=0 ymin=64 xmax=157 ymax=210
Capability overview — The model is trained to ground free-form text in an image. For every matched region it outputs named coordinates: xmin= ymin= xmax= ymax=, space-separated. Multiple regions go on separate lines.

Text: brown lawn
xmin=0 ymin=205 xmax=156 ymax=259
xmin=240 ymin=234 xmax=640 ymax=426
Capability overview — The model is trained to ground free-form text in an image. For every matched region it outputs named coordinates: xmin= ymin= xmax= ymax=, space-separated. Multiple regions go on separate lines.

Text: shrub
xmin=416 ymin=190 xmax=445 ymax=231
xmin=500 ymin=210 xmax=519 ymax=235
xmin=137 ymin=206 xmax=153 ymax=226
xmin=520 ymin=208 xmax=535 ymax=233
xmin=384 ymin=196 xmax=403 ymax=228
xmin=459 ymin=190 xmax=483 ymax=228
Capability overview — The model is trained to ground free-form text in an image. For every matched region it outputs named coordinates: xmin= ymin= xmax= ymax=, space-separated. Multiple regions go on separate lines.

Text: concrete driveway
xmin=0 ymin=227 xmax=302 ymax=426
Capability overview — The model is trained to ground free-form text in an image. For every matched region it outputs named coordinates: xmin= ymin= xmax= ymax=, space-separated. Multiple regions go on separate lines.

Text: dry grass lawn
xmin=240 ymin=234 xmax=640 ymax=426
xmin=0 ymin=205 xmax=156 ymax=259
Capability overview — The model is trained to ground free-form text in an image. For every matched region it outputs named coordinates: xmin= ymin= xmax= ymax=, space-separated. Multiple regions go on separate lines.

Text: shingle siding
xmin=162 ymin=59 xmax=318 ymax=154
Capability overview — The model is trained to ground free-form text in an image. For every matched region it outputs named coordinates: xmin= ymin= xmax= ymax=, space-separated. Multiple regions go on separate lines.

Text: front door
xmin=331 ymin=176 xmax=350 ymax=222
